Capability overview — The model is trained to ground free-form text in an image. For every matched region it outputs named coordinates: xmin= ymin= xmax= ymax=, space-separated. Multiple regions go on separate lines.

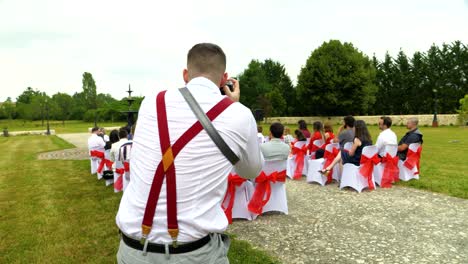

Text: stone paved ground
xmin=40 ymin=133 xmax=468 ymax=263
xmin=37 ymin=133 xmax=89 ymax=160
xmin=228 ymin=179 xmax=468 ymax=264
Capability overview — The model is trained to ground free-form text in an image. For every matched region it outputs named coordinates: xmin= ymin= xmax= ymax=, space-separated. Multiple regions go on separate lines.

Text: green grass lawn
xmin=260 ymin=123 xmax=468 ymax=199
xmin=0 ymin=135 xmax=279 ymax=264
xmin=0 ymin=119 xmax=127 ymax=134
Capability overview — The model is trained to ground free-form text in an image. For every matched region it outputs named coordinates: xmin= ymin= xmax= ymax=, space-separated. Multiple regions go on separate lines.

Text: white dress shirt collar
xmin=186 ymin=77 xmax=221 ymax=95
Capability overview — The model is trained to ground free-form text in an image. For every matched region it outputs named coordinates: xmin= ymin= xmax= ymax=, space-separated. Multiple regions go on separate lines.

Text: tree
xmin=457 ymin=94 xmax=468 ymax=125
xmin=52 ymin=93 xmax=73 ymax=125
xmin=238 ymin=59 xmax=293 ymax=117
xmin=0 ymin=97 xmax=16 ymax=119
xmin=296 ymin=40 xmax=377 ymax=116
xmin=82 ymin=72 xmax=97 ymax=110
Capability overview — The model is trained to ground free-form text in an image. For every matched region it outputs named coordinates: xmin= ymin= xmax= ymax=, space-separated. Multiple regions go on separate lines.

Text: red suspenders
xmin=140 ymin=90 xmax=234 ymax=249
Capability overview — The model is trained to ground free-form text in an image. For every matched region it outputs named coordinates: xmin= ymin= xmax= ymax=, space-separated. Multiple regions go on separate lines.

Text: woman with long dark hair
xmin=297 ymin=120 xmax=311 ymax=138
xmin=320 ymin=120 xmax=373 ymax=173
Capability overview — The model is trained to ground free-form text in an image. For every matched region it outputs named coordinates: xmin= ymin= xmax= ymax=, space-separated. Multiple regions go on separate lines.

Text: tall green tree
xmin=238 ymin=59 xmax=293 ymax=117
xmin=296 ymin=40 xmax=377 ymax=116
xmin=82 ymin=72 xmax=97 ymax=110
xmin=52 ymin=93 xmax=73 ymax=124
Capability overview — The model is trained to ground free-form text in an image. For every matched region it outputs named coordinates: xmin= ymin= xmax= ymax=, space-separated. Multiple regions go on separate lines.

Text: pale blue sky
xmin=1 ymin=0 xmax=467 ymax=101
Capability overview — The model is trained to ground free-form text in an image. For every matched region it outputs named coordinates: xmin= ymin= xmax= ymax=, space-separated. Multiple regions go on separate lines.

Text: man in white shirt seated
xmin=88 ymin=127 xmax=105 ymax=174
xmin=375 ymin=116 xmax=397 ymax=157
xmin=115 ymin=43 xmax=263 ymax=263
xmin=261 ymin=122 xmax=290 ymax=161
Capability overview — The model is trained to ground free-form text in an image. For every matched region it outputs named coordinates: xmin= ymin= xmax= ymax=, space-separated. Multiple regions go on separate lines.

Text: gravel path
xmin=227 ymin=179 xmax=468 ymax=264
xmin=37 ymin=133 xmax=89 ymax=160
xmin=40 ymin=133 xmax=468 ymax=263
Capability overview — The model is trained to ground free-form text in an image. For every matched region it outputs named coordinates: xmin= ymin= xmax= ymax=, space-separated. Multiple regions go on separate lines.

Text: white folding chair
xmin=119 ymin=142 xmax=133 ymax=191
xmin=222 ymin=168 xmax=256 ymax=222
xmin=399 ymin=143 xmax=422 ymax=181
xmin=374 ymin=144 xmax=398 ymax=188
xmin=340 ymin=145 xmax=379 ymax=193
xmin=309 ymin=139 xmax=325 ymax=159
xmin=103 ymin=150 xmax=114 ymax=186
xmin=286 ymin=141 xmax=308 ymax=179
xmin=89 ymin=147 xmax=105 ymax=179
xmin=306 ymin=157 xmax=326 ymax=185
xmin=113 ymin=160 xmax=124 ymax=193
xmin=256 ymin=160 xmax=288 ymax=215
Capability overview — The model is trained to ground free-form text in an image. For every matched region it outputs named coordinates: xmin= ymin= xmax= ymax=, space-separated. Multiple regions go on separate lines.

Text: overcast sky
xmin=1 ymin=0 xmax=467 ymax=102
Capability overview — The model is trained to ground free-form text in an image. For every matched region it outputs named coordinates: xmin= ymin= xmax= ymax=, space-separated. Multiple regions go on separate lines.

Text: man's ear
xmin=183 ymin=69 xmax=189 ymax=84
xmin=219 ymin=72 xmax=228 ymax=87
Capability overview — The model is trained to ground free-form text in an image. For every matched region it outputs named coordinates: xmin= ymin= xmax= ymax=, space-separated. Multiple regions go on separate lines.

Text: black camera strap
xmin=178 ymin=87 xmax=239 ymax=165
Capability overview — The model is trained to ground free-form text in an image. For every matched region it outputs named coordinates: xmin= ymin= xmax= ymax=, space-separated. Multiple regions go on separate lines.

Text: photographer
xmin=116 ymin=43 xmax=263 ymax=263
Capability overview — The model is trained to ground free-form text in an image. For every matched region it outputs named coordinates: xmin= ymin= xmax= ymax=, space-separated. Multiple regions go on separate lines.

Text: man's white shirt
xmin=88 ymin=133 xmax=105 ymax=151
xmin=375 ymin=128 xmax=397 ymax=156
xmin=116 ymin=77 xmax=263 ymax=244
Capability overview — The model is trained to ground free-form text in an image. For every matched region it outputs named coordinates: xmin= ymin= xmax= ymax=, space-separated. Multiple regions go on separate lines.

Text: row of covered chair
xmin=89 ymin=142 xmax=133 ymax=193
xmin=290 ymin=141 xmax=422 ymax=193
xmin=222 ymin=160 xmax=289 ymax=223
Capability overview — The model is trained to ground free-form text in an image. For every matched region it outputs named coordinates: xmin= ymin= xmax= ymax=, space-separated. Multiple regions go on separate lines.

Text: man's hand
xmin=222 ymin=78 xmax=240 ymax=102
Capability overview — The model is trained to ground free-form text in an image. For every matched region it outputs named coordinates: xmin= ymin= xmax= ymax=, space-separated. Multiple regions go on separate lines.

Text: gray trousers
xmin=117 ymin=233 xmax=230 ymax=264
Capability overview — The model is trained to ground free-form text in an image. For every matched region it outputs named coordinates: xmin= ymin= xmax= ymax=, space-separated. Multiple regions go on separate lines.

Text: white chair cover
xmin=119 ymin=142 xmax=133 ymax=191
xmin=113 ymin=160 xmax=124 ymax=193
xmin=306 ymin=158 xmax=326 ymax=185
xmin=286 ymin=141 xmax=308 ymax=179
xmin=340 ymin=145 xmax=378 ymax=193
xmin=259 ymin=160 xmax=288 ymax=214
xmin=104 ymin=149 xmax=114 ymax=186
xmin=309 ymin=139 xmax=325 ymax=159
xmin=89 ymin=146 xmax=105 ymax=179
xmin=374 ymin=144 xmax=398 ymax=187
xmin=328 ymin=143 xmax=342 ymax=182
xmin=398 ymin=143 xmax=421 ymax=181
xmin=222 ymin=168 xmax=256 ymax=221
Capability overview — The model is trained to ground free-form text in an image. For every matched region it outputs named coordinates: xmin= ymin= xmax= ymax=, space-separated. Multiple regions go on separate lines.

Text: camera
xmin=220 ymin=81 xmax=234 ymax=95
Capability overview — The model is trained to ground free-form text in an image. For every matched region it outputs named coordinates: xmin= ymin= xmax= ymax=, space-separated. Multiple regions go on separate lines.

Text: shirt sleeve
xmin=234 ymin=115 xmax=264 ymax=179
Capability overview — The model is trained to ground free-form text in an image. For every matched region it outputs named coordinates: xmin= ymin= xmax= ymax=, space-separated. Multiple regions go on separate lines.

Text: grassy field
xmin=0 ymin=135 xmax=279 ymax=263
xmin=261 ymin=123 xmax=468 ymax=199
xmin=0 ymin=119 xmax=127 ymax=134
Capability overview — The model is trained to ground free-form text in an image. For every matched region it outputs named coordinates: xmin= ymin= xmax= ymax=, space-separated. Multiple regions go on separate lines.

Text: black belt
xmin=121 ymin=232 xmax=211 ymax=254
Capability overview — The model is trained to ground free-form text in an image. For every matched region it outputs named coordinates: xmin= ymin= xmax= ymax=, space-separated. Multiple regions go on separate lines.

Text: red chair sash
xmin=292 ymin=145 xmax=307 ymax=179
xmin=359 ymin=154 xmax=380 ymax=190
xmin=248 ymin=170 xmax=286 ymax=215
xmin=123 ymin=161 xmax=130 ymax=172
xmin=403 ymin=146 xmax=422 ymax=174
xmin=90 ymin=150 xmax=109 ymax=174
xmin=323 ymin=147 xmax=339 ymax=183
xmin=114 ymin=168 xmax=125 ymax=191
xmin=222 ymin=173 xmax=247 ymax=224
xmin=380 ymin=154 xmax=399 ymax=188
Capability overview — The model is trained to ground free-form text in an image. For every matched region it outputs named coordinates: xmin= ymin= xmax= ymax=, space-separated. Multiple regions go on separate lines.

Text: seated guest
xmin=283 ymin=127 xmax=295 ymax=145
xmin=88 ymin=127 xmax=105 ymax=151
xmin=261 ymin=123 xmax=290 ymax=161
xmin=105 ymin=129 xmax=120 ymax=151
xmin=307 ymin=121 xmax=326 ymax=158
xmin=333 ymin=115 xmax=355 ymax=149
xmin=324 ymin=122 xmax=335 ymax=144
xmin=298 ymin=119 xmax=311 ymax=138
xmin=110 ymin=128 xmax=130 ymax=163
xmin=321 ymin=120 xmax=373 ymax=173
xmin=397 ymin=117 xmax=423 ymax=160
xmin=257 ymin=126 xmax=266 ymax=144
xmin=375 ymin=116 xmax=397 ymax=157
xmin=99 ymin=127 xmax=109 ymax=142
xmin=294 ymin=129 xmax=307 ymax=143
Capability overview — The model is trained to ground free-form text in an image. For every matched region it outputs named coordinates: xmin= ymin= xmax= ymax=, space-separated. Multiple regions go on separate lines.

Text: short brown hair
xmin=187 ymin=43 xmax=226 ymax=80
